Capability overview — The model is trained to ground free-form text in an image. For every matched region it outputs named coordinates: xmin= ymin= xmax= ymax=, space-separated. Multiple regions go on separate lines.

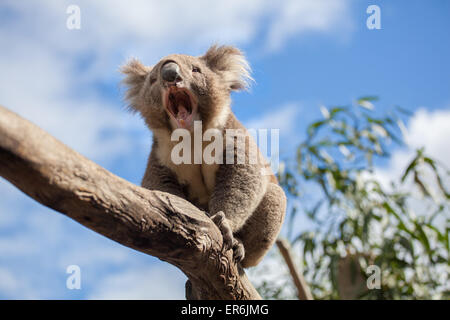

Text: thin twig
xmin=276 ymin=238 xmax=313 ymax=300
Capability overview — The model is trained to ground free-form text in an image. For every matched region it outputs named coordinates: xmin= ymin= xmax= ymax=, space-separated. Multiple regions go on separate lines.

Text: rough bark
xmin=0 ymin=105 xmax=261 ymax=300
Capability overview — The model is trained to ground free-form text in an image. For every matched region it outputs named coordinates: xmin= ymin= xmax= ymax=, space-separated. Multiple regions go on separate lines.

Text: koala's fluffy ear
xmin=120 ymin=58 xmax=152 ymax=111
xmin=201 ymin=45 xmax=252 ymax=91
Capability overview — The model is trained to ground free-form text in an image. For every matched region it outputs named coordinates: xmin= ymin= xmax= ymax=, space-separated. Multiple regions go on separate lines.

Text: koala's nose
xmin=161 ymin=61 xmax=182 ymax=83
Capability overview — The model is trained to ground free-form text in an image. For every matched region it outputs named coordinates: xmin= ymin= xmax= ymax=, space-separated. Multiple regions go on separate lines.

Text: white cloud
xmin=2 ymin=0 xmax=354 ymax=76
xmin=246 ymin=103 xmax=302 ymax=136
xmin=88 ymin=264 xmax=186 ymax=300
xmin=0 ymin=267 xmax=41 ymax=299
xmin=369 ymin=108 xmax=450 ymax=220
xmin=404 ymin=108 xmax=450 ymax=167
xmin=266 ymin=0 xmax=353 ymax=51
xmin=374 ymin=108 xmax=450 ymax=187
xmin=0 ymin=18 xmax=148 ymax=163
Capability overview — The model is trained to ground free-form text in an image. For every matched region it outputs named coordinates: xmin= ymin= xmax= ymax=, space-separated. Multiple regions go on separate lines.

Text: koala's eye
xmin=150 ymin=77 xmax=157 ymax=85
xmin=192 ymin=66 xmax=201 ymax=73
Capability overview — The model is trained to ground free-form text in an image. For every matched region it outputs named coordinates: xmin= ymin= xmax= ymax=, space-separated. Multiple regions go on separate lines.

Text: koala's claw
xmin=211 ymin=211 xmax=246 ymax=263
xmin=211 ymin=211 xmax=245 ymax=262
xmin=211 ymin=211 xmax=233 ymax=249
xmin=232 ymin=238 xmax=245 ymax=263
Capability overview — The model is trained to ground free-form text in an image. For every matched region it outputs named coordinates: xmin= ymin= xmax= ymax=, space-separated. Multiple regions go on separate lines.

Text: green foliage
xmin=276 ymin=97 xmax=449 ymax=300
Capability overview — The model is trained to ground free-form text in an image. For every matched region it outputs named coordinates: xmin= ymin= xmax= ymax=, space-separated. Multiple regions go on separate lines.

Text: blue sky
xmin=0 ymin=0 xmax=449 ymax=299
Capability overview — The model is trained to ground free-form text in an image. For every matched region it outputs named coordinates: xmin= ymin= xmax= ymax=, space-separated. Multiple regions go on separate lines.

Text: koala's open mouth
xmin=164 ymin=87 xmax=197 ymax=129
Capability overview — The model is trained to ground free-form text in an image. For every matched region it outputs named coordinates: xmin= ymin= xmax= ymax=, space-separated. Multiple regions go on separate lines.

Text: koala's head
xmin=121 ymin=45 xmax=251 ymax=132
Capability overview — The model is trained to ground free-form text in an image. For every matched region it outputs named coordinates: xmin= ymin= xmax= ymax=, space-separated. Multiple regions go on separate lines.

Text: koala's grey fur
xmin=121 ymin=45 xmax=286 ymax=268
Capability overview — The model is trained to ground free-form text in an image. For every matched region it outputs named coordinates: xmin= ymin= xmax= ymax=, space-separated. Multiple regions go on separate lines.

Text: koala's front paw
xmin=211 ymin=211 xmax=233 ymax=249
xmin=232 ymin=237 xmax=245 ymax=263
xmin=211 ymin=211 xmax=245 ymax=263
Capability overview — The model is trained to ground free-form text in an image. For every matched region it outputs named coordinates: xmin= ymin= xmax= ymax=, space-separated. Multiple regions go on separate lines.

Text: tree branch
xmin=276 ymin=239 xmax=313 ymax=300
xmin=0 ymin=105 xmax=260 ymax=300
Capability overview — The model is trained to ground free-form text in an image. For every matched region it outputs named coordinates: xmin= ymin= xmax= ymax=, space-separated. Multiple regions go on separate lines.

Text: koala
xmin=121 ymin=45 xmax=286 ymax=268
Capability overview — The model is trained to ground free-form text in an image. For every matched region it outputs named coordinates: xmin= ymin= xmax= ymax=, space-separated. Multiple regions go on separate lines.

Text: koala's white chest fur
xmin=154 ymin=131 xmax=219 ymax=208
